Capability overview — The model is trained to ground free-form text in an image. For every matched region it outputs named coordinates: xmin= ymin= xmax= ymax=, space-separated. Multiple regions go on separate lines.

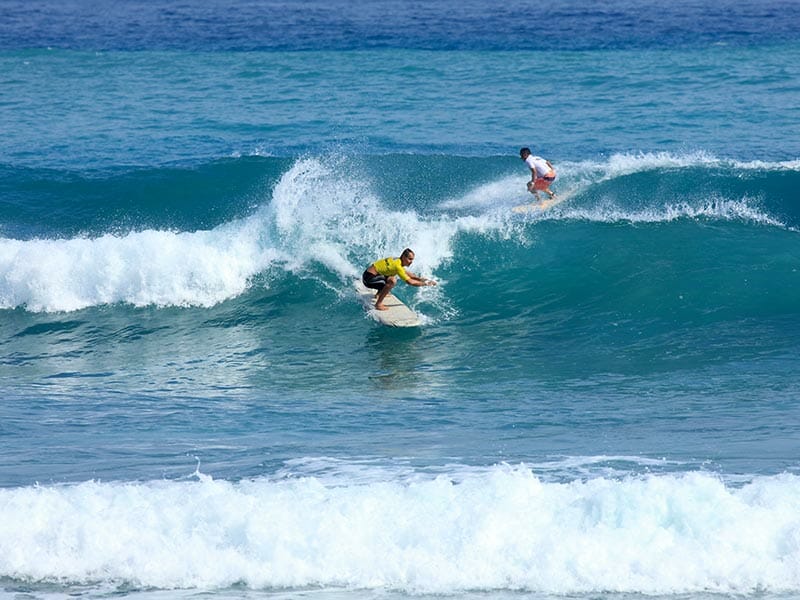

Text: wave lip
xmin=1 ymin=466 xmax=799 ymax=594
xmin=558 ymin=196 xmax=787 ymax=227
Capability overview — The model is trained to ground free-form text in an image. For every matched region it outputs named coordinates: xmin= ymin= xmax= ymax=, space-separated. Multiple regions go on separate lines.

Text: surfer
xmin=520 ymin=147 xmax=557 ymax=200
xmin=362 ymin=248 xmax=437 ymax=311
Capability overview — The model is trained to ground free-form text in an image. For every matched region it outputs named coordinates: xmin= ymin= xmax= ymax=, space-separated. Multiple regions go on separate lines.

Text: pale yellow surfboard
xmin=354 ymin=281 xmax=422 ymax=327
xmin=512 ymin=189 xmax=574 ymax=214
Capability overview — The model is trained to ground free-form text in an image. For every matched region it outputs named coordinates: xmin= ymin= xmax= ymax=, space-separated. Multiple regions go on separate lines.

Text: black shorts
xmin=362 ymin=270 xmax=387 ymax=291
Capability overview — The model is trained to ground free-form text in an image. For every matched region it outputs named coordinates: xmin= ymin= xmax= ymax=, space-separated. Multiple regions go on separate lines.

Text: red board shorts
xmin=533 ymin=175 xmax=556 ymax=190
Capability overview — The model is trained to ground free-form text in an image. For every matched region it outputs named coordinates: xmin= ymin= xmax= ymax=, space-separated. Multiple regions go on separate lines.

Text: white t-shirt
xmin=525 ymin=155 xmax=551 ymax=178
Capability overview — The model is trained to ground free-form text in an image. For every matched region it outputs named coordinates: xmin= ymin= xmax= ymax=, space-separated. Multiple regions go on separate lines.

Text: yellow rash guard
xmin=372 ymin=257 xmax=411 ymax=283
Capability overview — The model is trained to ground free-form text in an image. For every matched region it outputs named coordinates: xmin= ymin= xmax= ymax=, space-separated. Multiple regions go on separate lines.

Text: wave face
xmin=1 ymin=152 xmax=798 ymax=315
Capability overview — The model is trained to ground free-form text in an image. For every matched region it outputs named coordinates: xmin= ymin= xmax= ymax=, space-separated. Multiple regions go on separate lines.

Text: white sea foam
xmin=0 ymin=223 xmax=278 ymax=312
xmin=1 ymin=465 xmax=799 ymax=594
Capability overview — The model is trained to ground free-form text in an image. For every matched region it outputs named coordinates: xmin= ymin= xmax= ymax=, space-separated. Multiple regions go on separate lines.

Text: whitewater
xmin=2 ymin=466 xmax=800 ymax=594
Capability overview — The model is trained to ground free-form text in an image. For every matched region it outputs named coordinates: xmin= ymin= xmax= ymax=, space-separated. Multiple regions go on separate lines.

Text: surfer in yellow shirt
xmin=362 ymin=248 xmax=437 ymax=311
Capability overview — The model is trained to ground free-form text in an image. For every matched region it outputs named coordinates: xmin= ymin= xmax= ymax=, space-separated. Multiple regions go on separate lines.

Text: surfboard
xmin=354 ymin=281 xmax=422 ymax=327
xmin=512 ymin=189 xmax=574 ymax=214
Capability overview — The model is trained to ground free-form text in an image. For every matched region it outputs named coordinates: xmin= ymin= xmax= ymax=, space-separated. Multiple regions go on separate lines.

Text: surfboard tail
xmin=354 ymin=281 xmax=422 ymax=327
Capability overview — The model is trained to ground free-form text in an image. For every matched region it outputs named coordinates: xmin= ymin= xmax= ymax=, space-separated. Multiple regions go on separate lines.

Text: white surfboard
xmin=354 ymin=281 xmax=422 ymax=327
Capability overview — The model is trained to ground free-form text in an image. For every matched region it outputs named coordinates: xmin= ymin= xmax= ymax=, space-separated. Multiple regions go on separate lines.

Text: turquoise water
xmin=3 ymin=46 xmax=800 ymax=169
xmin=1 ymin=1 xmax=800 ymax=598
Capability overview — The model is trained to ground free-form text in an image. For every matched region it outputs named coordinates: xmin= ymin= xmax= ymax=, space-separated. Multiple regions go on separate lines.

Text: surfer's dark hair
xmin=520 ymin=147 xmax=531 ymax=157
xmin=401 ymin=248 xmax=414 ymax=258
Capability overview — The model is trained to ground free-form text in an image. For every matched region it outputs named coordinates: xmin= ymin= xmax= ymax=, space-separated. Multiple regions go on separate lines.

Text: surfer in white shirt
xmin=520 ymin=147 xmax=557 ymax=200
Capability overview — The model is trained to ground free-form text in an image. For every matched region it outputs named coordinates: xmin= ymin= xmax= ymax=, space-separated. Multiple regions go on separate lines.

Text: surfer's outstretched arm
xmin=405 ymin=271 xmax=437 ymax=287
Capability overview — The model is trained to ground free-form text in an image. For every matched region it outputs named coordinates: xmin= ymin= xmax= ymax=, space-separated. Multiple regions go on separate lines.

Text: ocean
xmin=1 ymin=1 xmax=800 ymax=598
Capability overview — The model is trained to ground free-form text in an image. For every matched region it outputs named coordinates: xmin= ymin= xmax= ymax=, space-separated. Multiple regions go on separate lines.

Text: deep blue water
xmin=3 ymin=0 xmax=800 ymax=51
xmin=1 ymin=2 xmax=800 ymax=599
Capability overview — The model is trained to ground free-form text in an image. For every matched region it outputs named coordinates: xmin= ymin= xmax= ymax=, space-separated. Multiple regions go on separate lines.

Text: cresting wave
xmin=1 ymin=465 xmax=799 ymax=593
xmin=0 ymin=152 xmax=795 ymax=313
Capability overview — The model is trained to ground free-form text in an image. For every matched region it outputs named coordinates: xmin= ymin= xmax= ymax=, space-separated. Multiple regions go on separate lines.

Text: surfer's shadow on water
xmin=363 ymin=326 xmax=448 ymax=392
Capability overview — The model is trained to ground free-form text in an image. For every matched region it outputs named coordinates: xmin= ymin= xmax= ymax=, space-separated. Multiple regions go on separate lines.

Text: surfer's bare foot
xmin=375 ymin=304 xmax=389 ymax=311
